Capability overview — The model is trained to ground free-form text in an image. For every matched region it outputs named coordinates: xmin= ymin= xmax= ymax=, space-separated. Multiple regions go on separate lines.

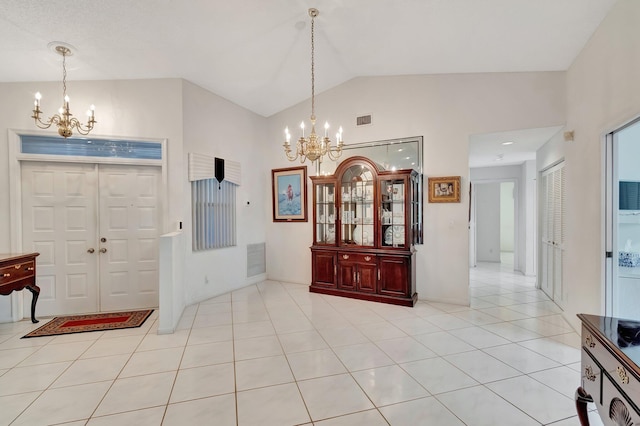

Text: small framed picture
xmin=272 ymin=166 xmax=308 ymax=222
xmin=428 ymin=176 xmax=461 ymax=203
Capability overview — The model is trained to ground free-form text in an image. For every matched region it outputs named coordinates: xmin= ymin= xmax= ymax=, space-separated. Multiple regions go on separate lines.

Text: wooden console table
xmin=0 ymin=253 xmax=40 ymax=323
xmin=576 ymin=313 xmax=640 ymax=425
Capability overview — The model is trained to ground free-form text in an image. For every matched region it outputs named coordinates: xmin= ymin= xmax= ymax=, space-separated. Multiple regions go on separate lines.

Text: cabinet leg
xmin=25 ymin=285 xmax=40 ymax=323
xmin=575 ymin=387 xmax=593 ymax=426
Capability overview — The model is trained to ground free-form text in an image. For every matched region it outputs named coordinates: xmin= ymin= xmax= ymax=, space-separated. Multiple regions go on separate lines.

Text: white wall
xmin=476 ymin=183 xmax=501 ymax=262
xmin=180 ymin=81 xmax=269 ymax=304
xmin=500 ymin=182 xmax=515 ymax=252
xmin=267 ymin=72 xmax=565 ymax=305
xmin=562 ymin=0 xmax=640 ymax=330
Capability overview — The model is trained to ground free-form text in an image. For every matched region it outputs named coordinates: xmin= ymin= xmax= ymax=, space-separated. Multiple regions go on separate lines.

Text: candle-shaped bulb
xmin=324 ymin=121 xmax=329 ymax=137
xmin=338 ymin=126 xmax=343 ymax=143
xmin=64 ymin=95 xmax=70 ymax=102
xmin=89 ymin=104 xmax=95 ymax=117
xmin=300 ymin=121 xmax=305 ymax=137
xmin=284 ymin=127 xmax=291 ymax=144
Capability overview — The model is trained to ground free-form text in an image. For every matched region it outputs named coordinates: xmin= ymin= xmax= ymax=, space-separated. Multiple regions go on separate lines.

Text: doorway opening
xmin=470 ymin=180 xmax=517 ymax=271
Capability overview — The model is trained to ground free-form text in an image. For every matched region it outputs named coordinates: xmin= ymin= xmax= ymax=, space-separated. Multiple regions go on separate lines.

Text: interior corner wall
xmin=500 ymin=182 xmax=515 ymax=252
xmin=266 ymin=72 xmax=565 ymax=305
xmin=0 ymin=78 xmax=184 ymax=322
xmin=475 ymin=183 xmax=501 ymax=262
xmin=523 ymin=160 xmax=537 ymax=277
xmin=563 ymin=0 xmax=640 ymax=330
xmin=180 ymin=81 xmax=269 ymax=305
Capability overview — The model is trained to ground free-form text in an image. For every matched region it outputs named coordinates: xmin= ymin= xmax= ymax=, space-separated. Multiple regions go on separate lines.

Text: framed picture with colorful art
xmin=272 ymin=166 xmax=308 ymax=222
xmin=428 ymin=176 xmax=461 ymax=203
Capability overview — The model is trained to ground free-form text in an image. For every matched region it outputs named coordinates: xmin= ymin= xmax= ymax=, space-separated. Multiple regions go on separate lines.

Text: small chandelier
xmin=31 ymin=44 xmax=96 ymax=138
xmin=283 ymin=8 xmax=344 ymax=163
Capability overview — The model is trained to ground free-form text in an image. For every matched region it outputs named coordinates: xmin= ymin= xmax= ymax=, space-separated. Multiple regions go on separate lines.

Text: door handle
xmin=87 ymin=248 xmax=95 ymax=253
xmin=100 ymin=237 xmax=107 ymax=243
xmin=99 ymin=248 xmax=107 ymax=253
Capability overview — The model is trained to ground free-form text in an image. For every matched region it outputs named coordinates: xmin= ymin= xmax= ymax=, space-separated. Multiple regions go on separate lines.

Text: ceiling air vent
xmin=357 ymin=114 xmax=372 ymax=126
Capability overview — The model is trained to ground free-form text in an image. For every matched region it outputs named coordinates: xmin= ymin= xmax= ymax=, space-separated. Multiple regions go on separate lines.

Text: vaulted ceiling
xmin=0 ymin=0 xmax=618 ymax=118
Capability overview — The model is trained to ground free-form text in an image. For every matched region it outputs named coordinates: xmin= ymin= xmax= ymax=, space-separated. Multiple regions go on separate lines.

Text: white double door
xmin=21 ymin=161 xmax=161 ymax=316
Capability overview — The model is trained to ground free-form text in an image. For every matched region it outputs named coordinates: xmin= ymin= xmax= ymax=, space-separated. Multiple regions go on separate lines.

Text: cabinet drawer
xmin=338 ymin=253 xmax=377 ymax=264
xmin=0 ymin=261 xmax=35 ymax=286
xmin=602 ymin=369 xmax=640 ymax=423
xmin=582 ymin=348 xmax=602 ymax=406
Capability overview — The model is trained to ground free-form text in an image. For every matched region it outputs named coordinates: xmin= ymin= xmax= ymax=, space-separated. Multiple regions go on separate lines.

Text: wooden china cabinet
xmin=310 ymin=156 xmax=421 ymax=306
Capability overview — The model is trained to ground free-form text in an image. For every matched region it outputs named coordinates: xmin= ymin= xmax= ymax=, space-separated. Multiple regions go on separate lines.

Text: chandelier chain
xmin=310 ymin=12 xmax=315 ymax=120
xmin=62 ymin=49 xmax=67 ymax=101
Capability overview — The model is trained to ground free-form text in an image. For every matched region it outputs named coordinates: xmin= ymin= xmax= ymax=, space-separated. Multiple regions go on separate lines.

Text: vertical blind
xmin=192 ymin=179 xmax=237 ymax=251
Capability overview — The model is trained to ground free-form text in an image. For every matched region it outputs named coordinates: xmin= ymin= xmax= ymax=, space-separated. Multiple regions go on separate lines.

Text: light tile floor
xmin=0 ymin=259 xmax=606 ymax=425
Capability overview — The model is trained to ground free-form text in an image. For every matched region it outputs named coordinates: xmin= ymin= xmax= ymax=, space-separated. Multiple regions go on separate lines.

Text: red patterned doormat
xmin=22 ymin=310 xmax=154 ymax=338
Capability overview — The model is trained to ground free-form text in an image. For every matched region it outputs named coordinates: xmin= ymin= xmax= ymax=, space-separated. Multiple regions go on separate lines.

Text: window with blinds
xmin=192 ymin=179 xmax=237 ymax=250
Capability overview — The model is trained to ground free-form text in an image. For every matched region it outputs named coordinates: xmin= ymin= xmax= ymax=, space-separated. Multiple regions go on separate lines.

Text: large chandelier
xmin=31 ymin=44 xmax=96 ymax=138
xmin=283 ymin=8 xmax=344 ymax=163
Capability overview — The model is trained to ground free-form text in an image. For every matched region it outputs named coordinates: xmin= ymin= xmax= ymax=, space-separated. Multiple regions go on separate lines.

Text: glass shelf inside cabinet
xmin=316 ymin=183 xmax=336 ymax=244
xmin=381 ymin=179 xmax=405 ymax=247
xmin=340 ymin=164 xmax=374 ymax=247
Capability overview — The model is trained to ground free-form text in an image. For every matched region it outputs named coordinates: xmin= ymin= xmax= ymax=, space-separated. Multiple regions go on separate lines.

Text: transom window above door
xmin=20 ymin=135 xmax=162 ymax=160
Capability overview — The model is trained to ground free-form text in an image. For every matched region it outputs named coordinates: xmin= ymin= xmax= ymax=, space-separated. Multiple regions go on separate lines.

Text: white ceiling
xmin=468 ymin=126 xmax=563 ymax=168
xmin=0 ymin=0 xmax=618 ymax=167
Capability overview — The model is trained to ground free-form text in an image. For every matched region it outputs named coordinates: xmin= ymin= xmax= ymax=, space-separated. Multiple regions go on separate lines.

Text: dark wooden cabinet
xmin=309 ymin=156 xmax=420 ymax=306
xmin=0 ymin=252 xmax=40 ymax=323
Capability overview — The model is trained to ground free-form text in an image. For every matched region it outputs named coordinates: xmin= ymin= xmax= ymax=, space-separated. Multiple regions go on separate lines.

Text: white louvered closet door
xmin=540 ymin=162 xmax=566 ymax=306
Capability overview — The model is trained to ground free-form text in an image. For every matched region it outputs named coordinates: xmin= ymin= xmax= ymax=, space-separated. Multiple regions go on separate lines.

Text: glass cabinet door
xmin=315 ymin=183 xmax=336 ymax=244
xmin=340 ymin=165 xmax=375 ymax=246
xmin=380 ymin=178 xmax=406 ymax=248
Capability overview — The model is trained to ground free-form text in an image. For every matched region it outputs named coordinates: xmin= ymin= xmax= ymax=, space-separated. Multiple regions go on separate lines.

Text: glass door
xmin=380 ymin=178 xmax=406 ymax=248
xmin=606 ymin=118 xmax=640 ymax=320
xmin=340 ymin=165 xmax=374 ymax=246
xmin=315 ymin=183 xmax=336 ymax=244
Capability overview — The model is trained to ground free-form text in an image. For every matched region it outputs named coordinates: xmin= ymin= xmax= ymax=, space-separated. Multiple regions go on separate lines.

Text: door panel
xmin=379 ymin=256 xmax=409 ymax=297
xmin=357 ymin=263 xmax=377 ymax=293
xmin=21 ymin=162 xmax=99 ymax=315
xmin=338 ymin=262 xmax=356 ymax=290
xmin=311 ymin=251 xmax=336 ymax=287
xmin=98 ymin=165 xmax=160 ymax=311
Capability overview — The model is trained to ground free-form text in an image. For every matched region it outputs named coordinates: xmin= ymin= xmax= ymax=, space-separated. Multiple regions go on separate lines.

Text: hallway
xmin=0 ymin=262 xmax=602 ymax=425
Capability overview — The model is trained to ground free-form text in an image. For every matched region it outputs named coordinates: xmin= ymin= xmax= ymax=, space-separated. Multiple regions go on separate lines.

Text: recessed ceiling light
xmin=501 ymin=141 xmax=514 ymax=146
xmin=405 ymin=156 xmax=410 ymax=160
xmin=398 ymin=148 xmax=403 ymax=152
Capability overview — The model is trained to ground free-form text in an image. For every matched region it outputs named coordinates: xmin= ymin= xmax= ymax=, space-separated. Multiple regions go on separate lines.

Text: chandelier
xmin=31 ymin=44 xmax=96 ymax=138
xmin=283 ymin=8 xmax=344 ymax=163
